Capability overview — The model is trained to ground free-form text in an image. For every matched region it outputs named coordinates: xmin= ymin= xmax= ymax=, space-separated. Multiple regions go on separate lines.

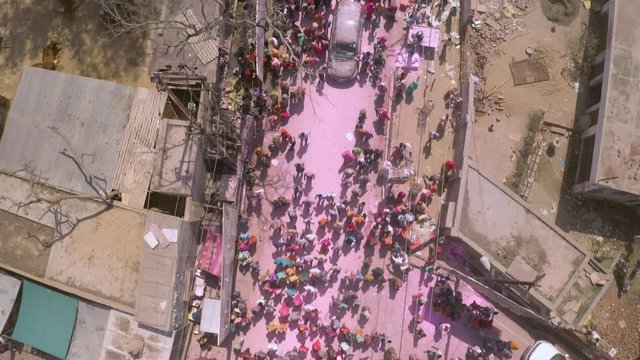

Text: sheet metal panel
xmin=0 ymin=270 xmax=20 ymax=331
xmin=200 ymin=298 xmax=221 ymax=334
xmin=0 ymin=67 xmax=135 ymax=195
xmin=67 ymin=301 xmax=110 ymax=360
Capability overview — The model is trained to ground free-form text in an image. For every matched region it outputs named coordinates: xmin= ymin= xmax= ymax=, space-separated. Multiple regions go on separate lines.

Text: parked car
xmin=328 ymin=0 xmax=363 ymax=81
xmin=521 ymin=341 xmax=566 ymax=360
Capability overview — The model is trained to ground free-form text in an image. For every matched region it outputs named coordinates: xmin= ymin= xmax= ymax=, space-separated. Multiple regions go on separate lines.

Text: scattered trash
xmin=346 ymin=132 xmax=354 ymax=141
xmin=559 ymin=159 xmax=565 ymax=170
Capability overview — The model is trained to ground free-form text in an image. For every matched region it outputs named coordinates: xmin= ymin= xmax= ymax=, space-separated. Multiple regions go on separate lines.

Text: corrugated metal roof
xmin=112 ymin=88 xmax=167 ymax=208
xmin=0 ymin=67 xmax=136 ymax=196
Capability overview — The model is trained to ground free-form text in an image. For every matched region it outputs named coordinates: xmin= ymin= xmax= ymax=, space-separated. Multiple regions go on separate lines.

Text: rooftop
xmin=443 ymin=77 xmax=613 ymax=326
xmin=0 ymin=67 xmax=166 ymax=209
xmin=458 ymin=166 xmax=589 ymax=302
xmin=134 ymin=211 xmax=199 ymax=332
xmin=68 ymin=301 xmax=175 ymax=360
xmin=594 ymin=0 xmax=640 ymax=194
xmin=451 ymin=164 xmax=609 ymax=325
xmin=0 ymin=172 xmax=144 ymax=312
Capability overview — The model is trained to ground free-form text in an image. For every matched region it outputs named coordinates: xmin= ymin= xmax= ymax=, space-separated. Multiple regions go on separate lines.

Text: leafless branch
xmin=95 ymin=0 xmax=237 ymax=57
xmin=4 ymin=126 xmax=123 ymax=249
xmin=96 ymin=0 xmax=313 ymax=75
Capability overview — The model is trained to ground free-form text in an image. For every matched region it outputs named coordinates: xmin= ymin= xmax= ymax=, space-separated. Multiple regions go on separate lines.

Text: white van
xmin=521 ymin=341 xmax=567 ymax=360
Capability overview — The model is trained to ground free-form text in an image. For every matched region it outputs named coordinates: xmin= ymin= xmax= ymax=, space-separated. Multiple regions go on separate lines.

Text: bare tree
xmin=96 ymin=0 xmax=232 ymax=53
xmin=96 ymin=0 xmax=312 ymax=72
xmin=1 ymin=127 xmax=121 ymax=250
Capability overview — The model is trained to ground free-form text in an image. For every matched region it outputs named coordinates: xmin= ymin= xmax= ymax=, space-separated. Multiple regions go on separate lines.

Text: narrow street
xmin=188 ymin=1 xmax=539 ymax=359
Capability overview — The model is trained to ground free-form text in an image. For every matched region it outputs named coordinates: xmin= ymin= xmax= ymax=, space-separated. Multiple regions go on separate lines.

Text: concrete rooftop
xmin=458 ymin=166 xmax=588 ymax=303
xmin=593 ymin=0 xmax=640 ymax=194
xmin=0 ymin=172 xmax=144 ymax=312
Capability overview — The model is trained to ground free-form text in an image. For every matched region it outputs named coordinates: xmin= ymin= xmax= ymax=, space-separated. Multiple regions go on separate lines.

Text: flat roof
xmin=594 ymin=1 xmax=640 ymax=194
xmin=134 ymin=211 xmax=198 ymax=332
xmin=457 ymin=166 xmax=588 ymax=303
xmin=0 ymin=67 xmax=165 ymax=207
xmin=134 ymin=211 xmax=182 ymax=331
xmin=68 ymin=303 xmax=175 ymax=360
xmin=103 ymin=310 xmax=174 ymax=360
xmin=67 ymin=301 xmax=110 ymax=360
xmin=0 ymin=172 xmax=144 ymax=311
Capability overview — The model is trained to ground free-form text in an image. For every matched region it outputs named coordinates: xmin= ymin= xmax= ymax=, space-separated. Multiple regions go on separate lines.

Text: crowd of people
xmin=209 ymin=0 xmax=520 ymax=358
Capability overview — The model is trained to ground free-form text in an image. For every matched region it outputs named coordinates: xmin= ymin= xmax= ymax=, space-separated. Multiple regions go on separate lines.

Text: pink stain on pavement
xmin=224 ymin=4 xmax=535 ymax=360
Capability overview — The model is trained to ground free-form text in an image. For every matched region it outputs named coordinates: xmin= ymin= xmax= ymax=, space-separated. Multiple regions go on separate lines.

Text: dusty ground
xmin=588 ymin=250 xmax=640 ymax=360
xmin=0 ymin=0 xmax=153 ymax=101
xmin=467 ymin=0 xmax=585 ymax=185
xmin=44 ymin=206 xmax=144 ymax=310
xmin=464 ymin=0 xmax=640 ymax=358
xmin=0 ymin=209 xmax=52 ymax=277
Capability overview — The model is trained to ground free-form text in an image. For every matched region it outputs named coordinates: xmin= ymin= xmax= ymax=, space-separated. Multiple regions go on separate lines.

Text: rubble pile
xmin=465 ymin=1 xmax=526 ymax=79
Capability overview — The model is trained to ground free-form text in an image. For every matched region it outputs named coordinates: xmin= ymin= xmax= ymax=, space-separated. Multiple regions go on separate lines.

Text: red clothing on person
xmin=364 ymin=2 xmax=375 ymax=17
xmin=444 ymin=160 xmax=457 ymax=171
xmin=313 ymin=43 xmax=324 ymax=56
xmin=377 ymin=110 xmax=390 ymax=121
xmin=287 ymin=244 xmax=300 ymax=252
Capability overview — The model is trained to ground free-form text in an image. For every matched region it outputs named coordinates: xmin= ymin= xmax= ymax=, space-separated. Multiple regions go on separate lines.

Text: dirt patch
xmin=0 ymin=0 xmax=153 ymax=100
xmin=539 ymin=0 xmax=581 ymax=25
xmin=588 ymin=278 xmax=640 ymax=359
xmin=0 ymin=209 xmax=52 ymax=277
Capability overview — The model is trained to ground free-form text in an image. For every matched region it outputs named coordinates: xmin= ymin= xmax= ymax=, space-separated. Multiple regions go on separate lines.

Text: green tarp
xmin=12 ymin=281 xmax=78 ymax=359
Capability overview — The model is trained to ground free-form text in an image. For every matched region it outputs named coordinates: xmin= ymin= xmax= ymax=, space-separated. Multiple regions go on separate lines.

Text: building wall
xmin=572 ymin=0 xmax=640 ymax=207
